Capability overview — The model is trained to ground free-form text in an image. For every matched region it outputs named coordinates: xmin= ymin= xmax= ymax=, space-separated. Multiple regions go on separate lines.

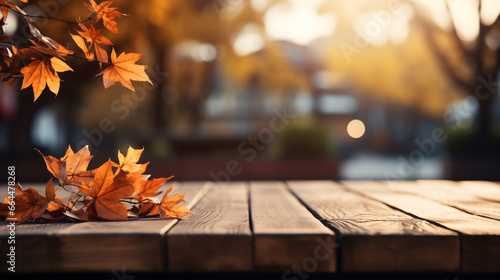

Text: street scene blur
xmin=2 ymin=0 xmax=500 ymax=181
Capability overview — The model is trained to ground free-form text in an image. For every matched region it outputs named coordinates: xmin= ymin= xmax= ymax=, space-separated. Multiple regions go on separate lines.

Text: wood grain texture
xmin=287 ymin=181 xmax=459 ymax=273
xmin=166 ymin=182 xmax=252 ymax=272
xmin=342 ymin=180 xmax=500 ymax=273
xmin=457 ymin=181 xmax=500 ymax=203
xmin=387 ymin=180 xmax=500 ymax=220
xmin=250 ymin=181 xmax=335 ymax=272
xmin=0 ymin=181 xmax=210 ymax=273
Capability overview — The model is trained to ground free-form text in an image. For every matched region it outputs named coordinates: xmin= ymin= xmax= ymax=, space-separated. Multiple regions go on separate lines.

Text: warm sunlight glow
xmin=232 ymin=23 xmax=265 ymax=56
xmin=447 ymin=0 xmax=480 ymax=42
xmin=347 ymin=119 xmax=365 ymax=139
xmin=417 ymin=0 xmax=452 ymax=30
xmin=353 ymin=4 xmax=413 ymax=47
xmin=250 ymin=0 xmax=268 ymax=12
xmin=264 ymin=0 xmax=336 ymax=45
xmin=480 ymin=0 xmax=500 ymax=25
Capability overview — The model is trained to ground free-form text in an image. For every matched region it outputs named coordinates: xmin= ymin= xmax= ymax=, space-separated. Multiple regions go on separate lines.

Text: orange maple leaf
xmin=137 ymin=199 xmax=160 ymax=217
xmin=0 ymin=46 xmax=22 ymax=89
xmin=70 ymin=31 xmax=90 ymax=59
xmin=59 ymin=146 xmax=94 ymax=186
xmin=74 ymin=22 xmax=112 ymax=64
xmin=8 ymin=185 xmax=50 ymax=222
xmin=114 ymin=146 xmax=149 ymax=173
xmin=35 ymin=196 xmax=65 ymax=222
xmin=134 ymin=176 xmax=173 ymax=202
xmin=85 ymin=0 xmax=127 ymax=34
xmin=98 ymin=48 xmax=152 ymax=91
xmin=20 ymin=56 xmax=73 ymax=100
xmin=80 ymin=160 xmax=138 ymax=220
xmin=37 ymin=145 xmax=95 ymax=187
xmin=158 ymin=185 xmax=192 ymax=219
xmin=19 ymin=41 xmax=61 ymax=60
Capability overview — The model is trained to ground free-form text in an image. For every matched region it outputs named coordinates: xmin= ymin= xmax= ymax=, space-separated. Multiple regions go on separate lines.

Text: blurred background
xmin=2 ymin=0 xmax=500 ymax=182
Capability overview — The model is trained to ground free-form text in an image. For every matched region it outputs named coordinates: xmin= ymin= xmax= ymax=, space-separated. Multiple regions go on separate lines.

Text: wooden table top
xmin=1 ymin=180 xmax=500 ymax=276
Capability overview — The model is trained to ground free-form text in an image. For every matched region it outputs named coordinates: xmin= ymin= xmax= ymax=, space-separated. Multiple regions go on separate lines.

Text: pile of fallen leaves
xmin=0 ymin=146 xmax=192 ymax=222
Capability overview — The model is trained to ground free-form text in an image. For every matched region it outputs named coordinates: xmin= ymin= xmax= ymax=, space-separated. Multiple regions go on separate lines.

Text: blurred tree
xmin=320 ymin=0 xmax=464 ymax=120
xmin=412 ymin=0 xmax=500 ymax=155
xmin=76 ymin=0 xmax=307 ymax=137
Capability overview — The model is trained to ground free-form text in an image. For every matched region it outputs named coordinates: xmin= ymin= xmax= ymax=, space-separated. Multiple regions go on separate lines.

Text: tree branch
xmin=444 ymin=0 xmax=472 ymax=57
xmin=0 ymin=3 xmax=91 ymax=24
xmin=413 ymin=11 xmax=474 ymax=92
xmin=0 ymin=41 xmax=111 ymax=66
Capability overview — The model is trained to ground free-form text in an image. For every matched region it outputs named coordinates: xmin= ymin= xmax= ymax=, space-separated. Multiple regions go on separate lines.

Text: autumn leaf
xmin=20 ymin=56 xmax=73 ymax=100
xmin=70 ymin=31 xmax=90 ymax=59
xmin=45 ymin=179 xmax=55 ymax=201
xmin=20 ymin=40 xmax=64 ymax=59
xmin=37 ymin=145 xmax=95 ymax=187
xmin=75 ymin=22 xmax=112 ymax=64
xmin=37 ymin=149 xmax=64 ymax=179
xmin=85 ymin=0 xmax=113 ymax=18
xmin=65 ymin=209 xmax=89 ymax=221
xmin=114 ymin=146 xmax=149 ymax=173
xmin=137 ymin=198 xmax=160 ymax=217
xmin=0 ymin=46 xmax=21 ymax=89
xmin=98 ymin=48 xmax=152 ymax=91
xmin=85 ymin=0 xmax=127 ymax=34
xmin=51 ymin=40 xmax=74 ymax=56
xmin=59 ymin=145 xmax=94 ymax=186
xmin=35 ymin=196 xmax=65 ymax=222
xmin=158 ymin=185 xmax=192 ymax=219
xmin=9 ymin=185 xmax=50 ymax=222
xmin=80 ymin=160 xmax=138 ymax=220
xmin=134 ymin=176 xmax=173 ymax=202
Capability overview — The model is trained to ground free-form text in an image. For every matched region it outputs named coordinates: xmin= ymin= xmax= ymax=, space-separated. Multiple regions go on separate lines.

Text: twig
xmin=0 ymin=3 xmax=91 ymax=24
xmin=1 ymin=41 xmax=112 ymax=65
xmin=120 ymin=198 xmax=140 ymax=204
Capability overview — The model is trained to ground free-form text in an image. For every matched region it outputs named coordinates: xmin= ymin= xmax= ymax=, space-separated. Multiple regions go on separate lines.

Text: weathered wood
xmin=166 ymin=182 xmax=252 ymax=272
xmin=342 ymin=180 xmax=500 ymax=273
xmin=2 ymin=180 xmax=500 ymax=274
xmin=250 ymin=181 xmax=335 ymax=272
xmin=287 ymin=181 xmax=459 ymax=273
xmin=0 ymin=181 xmax=210 ymax=273
xmin=386 ymin=180 xmax=500 ymax=220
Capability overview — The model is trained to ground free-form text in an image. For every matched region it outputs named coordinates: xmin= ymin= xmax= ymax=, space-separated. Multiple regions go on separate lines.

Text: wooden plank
xmin=287 ymin=181 xmax=459 ymax=273
xmin=166 ymin=182 xmax=252 ymax=272
xmin=386 ymin=180 xmax=500 ymax=220
xmin=249 ymin=181 xmax=335 ymax=272
xmin=0 ymin=181 xmax=211 ymax=273
xmin=457 ymin=181 xmax=500 ymax=203
xmin=342 ymin=180 xmax=500 ymax=273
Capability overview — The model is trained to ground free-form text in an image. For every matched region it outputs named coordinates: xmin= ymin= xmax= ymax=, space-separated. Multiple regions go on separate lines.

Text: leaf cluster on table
xmin=0 ymin=146 xmax=192 ymax=222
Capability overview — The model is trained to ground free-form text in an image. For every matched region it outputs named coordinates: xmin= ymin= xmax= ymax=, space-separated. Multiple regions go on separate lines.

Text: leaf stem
xmin=120 ymin=198 xmax=140 ymax=204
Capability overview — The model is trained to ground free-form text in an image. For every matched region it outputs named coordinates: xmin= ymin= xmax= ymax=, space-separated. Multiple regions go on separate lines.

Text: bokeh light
xmin=347 ymin=119 xmax=365 ymax=139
